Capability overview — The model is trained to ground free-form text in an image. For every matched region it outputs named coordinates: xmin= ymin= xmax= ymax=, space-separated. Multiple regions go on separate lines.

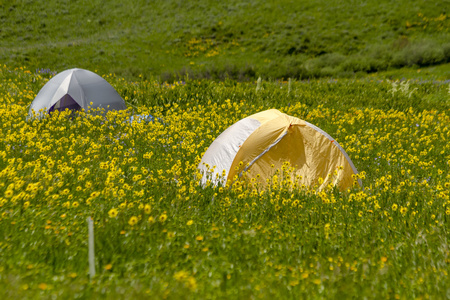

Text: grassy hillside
xmin=1 ymin=0 xmax=449 ymax=80
xmin=1 ymin=1 xmax=450 ymax=298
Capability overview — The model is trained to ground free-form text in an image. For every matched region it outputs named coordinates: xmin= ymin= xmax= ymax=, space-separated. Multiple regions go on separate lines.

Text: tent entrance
xmin=49 ymin=94 xmax=81 ymax=113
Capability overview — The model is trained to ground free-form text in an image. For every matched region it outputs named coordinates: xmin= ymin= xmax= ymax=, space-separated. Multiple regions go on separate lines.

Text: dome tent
xmin=28 ymin=68 xmax=126 ymax=118
xmin=198 ymin=109 xmax=360 ymax=191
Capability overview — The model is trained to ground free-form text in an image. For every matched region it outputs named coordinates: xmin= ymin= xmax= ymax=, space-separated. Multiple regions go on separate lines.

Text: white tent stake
xmin=87 ymin=217 xmax=96 ymax=279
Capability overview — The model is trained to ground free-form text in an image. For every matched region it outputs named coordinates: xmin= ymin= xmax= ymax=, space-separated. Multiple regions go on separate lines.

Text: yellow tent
xmin=198 ymin=109 xmax=360 ymax=191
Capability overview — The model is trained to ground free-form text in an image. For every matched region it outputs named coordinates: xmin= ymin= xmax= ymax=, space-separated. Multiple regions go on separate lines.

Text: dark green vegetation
xmin=1 ymin=0 xmax=449 ymax=80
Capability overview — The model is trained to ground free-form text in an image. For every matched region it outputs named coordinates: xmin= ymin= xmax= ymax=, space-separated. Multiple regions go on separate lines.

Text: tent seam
xmin=237 ymin=129 xmax=289 ymax=179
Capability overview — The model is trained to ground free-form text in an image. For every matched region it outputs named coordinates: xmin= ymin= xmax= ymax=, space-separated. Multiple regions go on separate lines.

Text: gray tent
xmin=29 ymin=68 xmax=126 ymax=118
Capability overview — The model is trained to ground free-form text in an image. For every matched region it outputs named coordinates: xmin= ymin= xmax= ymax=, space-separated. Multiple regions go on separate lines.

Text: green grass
xmin=1 ymin=1 xmax=450 ymax=298
xmin=374 ymin=62 xmax=450 ymax=80
xmin=1 ymin=0 xmax=449 ymax=80
xmin=0 ymin=65 xmax=450 ymax=299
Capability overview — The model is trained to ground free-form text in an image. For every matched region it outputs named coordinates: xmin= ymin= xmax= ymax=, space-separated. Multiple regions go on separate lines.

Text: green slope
xmin=1 ymin=0 xmax=449 ymax=80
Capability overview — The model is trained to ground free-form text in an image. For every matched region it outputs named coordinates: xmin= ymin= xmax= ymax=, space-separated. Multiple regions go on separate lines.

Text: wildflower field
xmin=1 ymin=65 xmax=450 ymax=299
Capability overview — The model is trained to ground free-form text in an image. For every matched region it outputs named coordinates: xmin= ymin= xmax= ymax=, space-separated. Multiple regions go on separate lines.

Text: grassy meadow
xmin=1 ymin=0 xmax=449 ymax=80
xmin=0 ymin=65 xmax=450 ymax=299
xmin=1 ymin=0 xmax=450 ymax=299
